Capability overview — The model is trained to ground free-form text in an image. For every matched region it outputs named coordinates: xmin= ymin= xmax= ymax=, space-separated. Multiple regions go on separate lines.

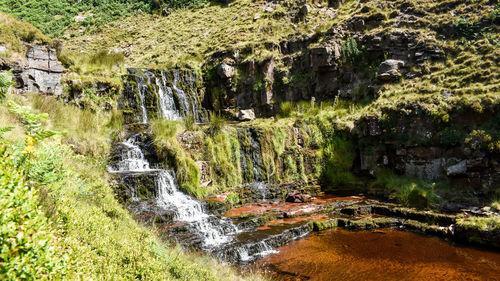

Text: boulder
xmin=237 ymin=109 xmax=256 ymax=121
xmin=216 ymin=63 xmax=234 ymax=80
xmin=285 ymin=190 xmax=312 ymax=203
xmin=447 ymin=160 xmax=467 ymax=176
xmin=378 ymin=59 xmax=404 ymax=82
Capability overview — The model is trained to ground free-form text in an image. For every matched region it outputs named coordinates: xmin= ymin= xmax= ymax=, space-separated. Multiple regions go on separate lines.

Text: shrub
xmin=207 ymin=112 xmax=225 ymax=136
xmin=320 ymin=136 xmax=356 ymax=189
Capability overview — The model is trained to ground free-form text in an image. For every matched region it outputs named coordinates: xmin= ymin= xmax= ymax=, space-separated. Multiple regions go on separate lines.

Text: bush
xmin=207 ymin=112 xmax=225 ymax=136
xmin=320 ymin=136 xmax=356 ymax=189
xmin=0 ymin=146 xmax=66 ymax=280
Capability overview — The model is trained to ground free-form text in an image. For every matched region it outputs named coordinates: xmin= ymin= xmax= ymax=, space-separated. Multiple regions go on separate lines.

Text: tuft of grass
xmin=374 ymin=171 xmax=446 ymax=209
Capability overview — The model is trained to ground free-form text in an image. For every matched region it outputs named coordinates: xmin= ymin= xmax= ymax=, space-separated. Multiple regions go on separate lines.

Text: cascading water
xmin=122 ymin=68 xmax=207 ymax=123
xmin=109 ymin=133 xmax=235 ymax=248
xmin=109 ymin=133 xmax=310 ymax=262
xmin=108 ymin=135 xmax=150 ymax=172
xmin=157 ymin=73 xmax=181 ymax=120
xmin=238 ymin=128 xmax=265 ymax=183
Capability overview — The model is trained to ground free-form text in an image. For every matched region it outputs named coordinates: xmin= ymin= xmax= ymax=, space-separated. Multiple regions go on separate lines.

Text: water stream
xmin=255 ymin=228 xmax=500 ymax=281
xmin=124 ymin=68 xmax=207 ymax=123
xmin=109 ymin=133 xmax=307 ymax=261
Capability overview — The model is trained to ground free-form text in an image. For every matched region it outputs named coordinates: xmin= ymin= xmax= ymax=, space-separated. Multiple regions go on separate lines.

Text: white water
xmin=158 ymin=71 xmax=181 ymax=120
xmin=108 ymin=136 xmax=150 ymax=172
xmin=156 ymin=170 xmax=236 ymax=247
xmin=110 ymin=134 xmax=237 ymax=248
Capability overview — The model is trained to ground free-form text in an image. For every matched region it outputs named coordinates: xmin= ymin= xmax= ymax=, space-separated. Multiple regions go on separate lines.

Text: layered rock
xmin=5 ymin=45 xmax=65 ymax=96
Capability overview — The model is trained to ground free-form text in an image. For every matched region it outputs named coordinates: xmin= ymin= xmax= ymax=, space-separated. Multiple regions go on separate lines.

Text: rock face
xmin=353 ymin=109 xmax=500 ymax=192
xmin=12 ymin=45 xmax=64 ymax=96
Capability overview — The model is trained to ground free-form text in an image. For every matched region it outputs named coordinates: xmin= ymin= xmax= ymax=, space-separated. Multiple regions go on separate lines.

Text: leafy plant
xmin=0 ymin=147 xmax=67 ymax=280
xmin=7 ymin=101 xmax=56 ymax=142
xmin=0 ymin=126 xmax=13 ymax=140
xmin=341 ymin=37 xmax=363 ymax=65
xmin=0 ymin=71 xmax=14 ymax=101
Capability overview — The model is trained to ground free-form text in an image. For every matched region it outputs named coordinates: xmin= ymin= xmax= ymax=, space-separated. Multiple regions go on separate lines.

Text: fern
xmin=0 ymin=71 xmax=14 ymax=102
xmin=0 ymin=126 xmax=14 ymax=140
xmin=7 ymin=101 xmax=57 ymax=141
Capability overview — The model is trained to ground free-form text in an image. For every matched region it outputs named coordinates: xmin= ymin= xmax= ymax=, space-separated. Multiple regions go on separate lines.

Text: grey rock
xmin=14 ymin=45 xmax=65 ymax=96
xmin=378 ymin=59 xmax=404 ymax=82
xmin=216 ymin=63 xmax=235 ymax=79
xmin=0 ymin=45 xmax=6 ymax=53
xmin=237 ymin=109 xmax=256 ymax=121
xmin=310 ymin=44 xmax=341 ymax=71
xmin=447 ymin=160 xmax=467 ymax=176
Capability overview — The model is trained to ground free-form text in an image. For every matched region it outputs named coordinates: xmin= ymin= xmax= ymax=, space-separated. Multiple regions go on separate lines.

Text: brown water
xmin=256 ymin=228 xmax=500 ymax=281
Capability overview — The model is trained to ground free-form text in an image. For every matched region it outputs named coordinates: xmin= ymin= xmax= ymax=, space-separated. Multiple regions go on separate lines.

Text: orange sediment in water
xmin=255 ymin=228 xmax=500 ymax=281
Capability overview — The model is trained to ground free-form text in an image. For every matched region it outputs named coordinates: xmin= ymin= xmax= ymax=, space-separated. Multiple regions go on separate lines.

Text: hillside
xmin=1 ymin=0 xmax=500 ymax=280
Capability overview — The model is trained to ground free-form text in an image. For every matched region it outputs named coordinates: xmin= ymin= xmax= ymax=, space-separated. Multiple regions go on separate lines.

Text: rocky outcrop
xmin=377 ymin=59 xmax=404 ymax=81
xmin=352 ymin=108 xmax=500 ymax=193
xmin=5 ymin=45 xmax=64 ymax=96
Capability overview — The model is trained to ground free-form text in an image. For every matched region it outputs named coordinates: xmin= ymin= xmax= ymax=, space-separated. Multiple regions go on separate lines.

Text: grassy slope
xmin=63 ymin=0 xmax=359 ymax=68
xmin=0 ymin=12 xmax=52 ymax=61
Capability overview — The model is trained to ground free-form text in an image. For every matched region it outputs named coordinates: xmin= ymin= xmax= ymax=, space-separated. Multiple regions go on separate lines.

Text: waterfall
xmin=122 ymin=68 xmax=207 ymax=123
xmin=109 ymin=133 xmax=237 ymax=249
xmin=157 ymin=73 xmax=181 ymax=120
xmin=156 ymin=170 xmax=236 ymax=247
xmin=108 ymin=135 xmax=150 ymax=172
xmin=238 ymin=128 xmax=264 ymax=183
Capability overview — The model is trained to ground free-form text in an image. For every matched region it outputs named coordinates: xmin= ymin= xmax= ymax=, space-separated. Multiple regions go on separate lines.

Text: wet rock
xmin=286 ymin=190 xmax=312 ymax=203
xmin=378 ymin=59 xmax=404 ymax=82
xmin=238 ymin=109 xmax=256 ymax=121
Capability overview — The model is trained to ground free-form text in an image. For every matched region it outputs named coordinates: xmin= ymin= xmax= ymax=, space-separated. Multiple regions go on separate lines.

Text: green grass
xmin=63 ymin=0 xmax=359 ymax=68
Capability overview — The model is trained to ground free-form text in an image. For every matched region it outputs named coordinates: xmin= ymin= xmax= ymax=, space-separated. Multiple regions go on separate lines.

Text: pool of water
xmin=255 ymin=228 xmax=500 ymax=280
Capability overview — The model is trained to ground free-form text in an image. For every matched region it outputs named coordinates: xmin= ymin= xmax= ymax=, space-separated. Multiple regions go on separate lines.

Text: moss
xmin=310 ymin=219 xmax=338 ymax=231
xmin=320 ymin=136 xmax=357 ymax=191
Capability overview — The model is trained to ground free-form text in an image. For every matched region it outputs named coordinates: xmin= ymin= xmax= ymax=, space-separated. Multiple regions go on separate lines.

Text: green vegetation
xmin=0 ymin=93 xmax=266 ymax=280
xmin=320 ymin=136 xmax=356 ymax=190
xmin=0 ymin=71 xmax=14 ymax=101
xmin=0 ymin=0 xmax=153 ymax=37
xmin=63 ymin=0 xmax=359 ymax=67
xmin=373 ymin=172 xmax=443 ymax=209
xmin=0 ymin=12 xmax=51 ymax=58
